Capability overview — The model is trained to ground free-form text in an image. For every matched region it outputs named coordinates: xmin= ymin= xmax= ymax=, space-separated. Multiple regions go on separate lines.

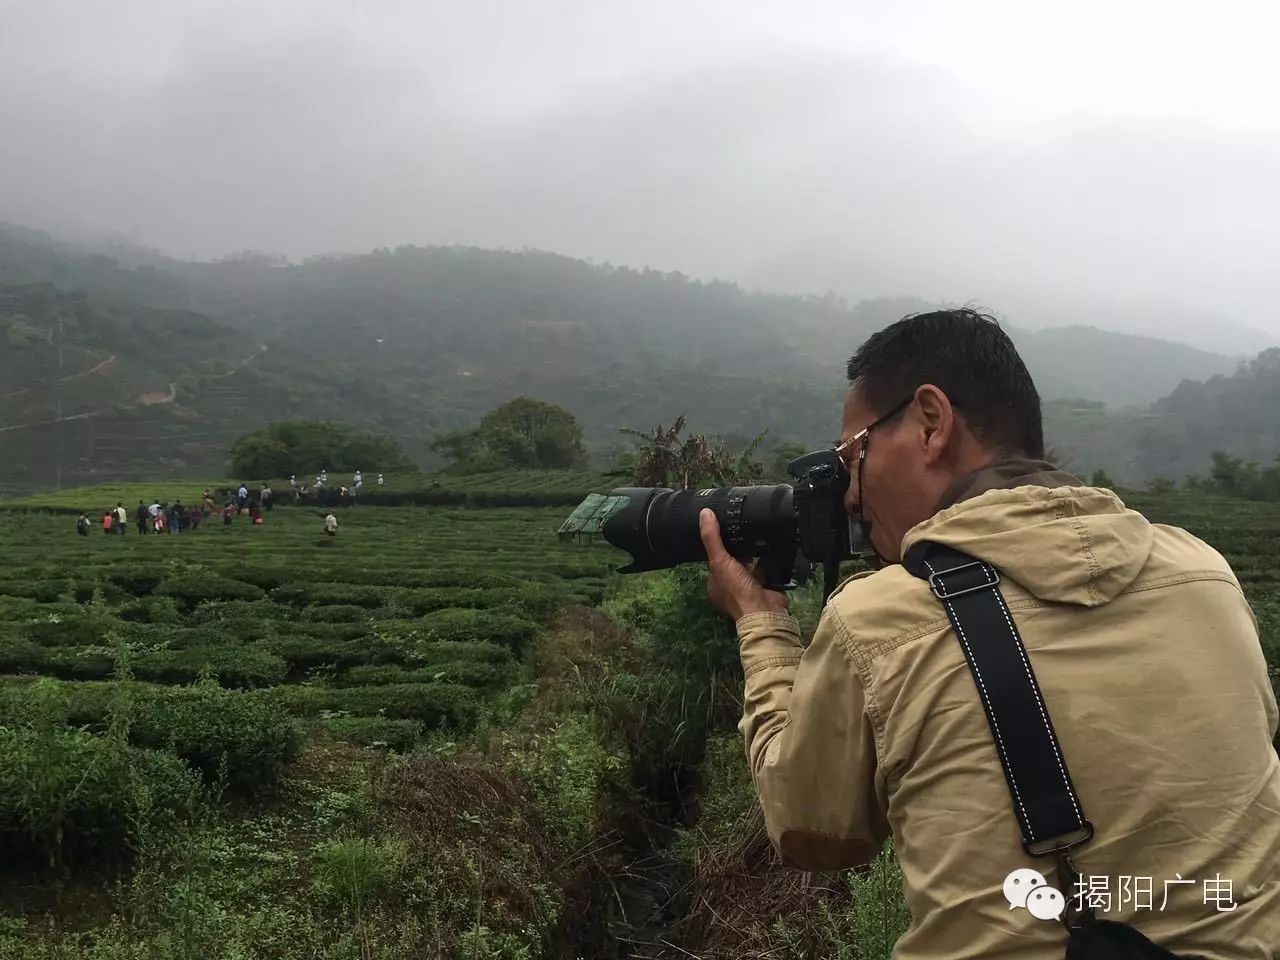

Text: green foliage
xmin=131 ymin=645 xmax=289 ymax=689
xmin=313 ymin=835 xmax=410 ymax=916
xmin=432 ymin=396 xmax=588 ymax=471
xmin=158 ymin=575 xmax=265 ymax=610
xmin=229 ymin=420 xmax=415 ymax=478
xmin=0 ymin=678 xmax=303 ymax=794
xmin=275 ymin=682 xmax=481 ymax=728
xmin=0 ymin=724 xmax=199 ymax=869
xmin=771 ymin=844 xmax=910 ymax=960
xmin=320 ymin=716 xmax=424 ymax=751
xmin=340 ymin=661 xmax=503 ymax=689
xmin=507 ymin=716 xmax=624 ymax=853
xmin=1183 ymin=449 xmax=1280 ymax=501
xmin=417 ymin=608 xmax=540 ymax=650
xmin=1088 ymin=469 xmax=1115 ymax=489
xmin=620 ymin=415 xmax=767 ymax=488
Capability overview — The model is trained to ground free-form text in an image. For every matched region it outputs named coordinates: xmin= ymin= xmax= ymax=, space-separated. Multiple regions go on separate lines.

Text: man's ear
xmin=913 ymin=384 xmax=954 ymax=465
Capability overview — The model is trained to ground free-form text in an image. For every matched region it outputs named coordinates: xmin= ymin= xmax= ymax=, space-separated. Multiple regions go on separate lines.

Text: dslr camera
xmin=567 ymin=448 xmax=869 ymax=602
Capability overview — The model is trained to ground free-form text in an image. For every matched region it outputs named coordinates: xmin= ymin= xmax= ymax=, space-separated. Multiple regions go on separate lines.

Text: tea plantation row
xmin=0 ymin=502 xmax=624 ymax=869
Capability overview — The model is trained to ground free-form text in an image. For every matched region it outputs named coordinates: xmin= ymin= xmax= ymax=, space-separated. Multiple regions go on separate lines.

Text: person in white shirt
xmin=324 ymin=513 xmax=338 ymax=536
xmin=377 ymin=473 xmax=384 ymax=486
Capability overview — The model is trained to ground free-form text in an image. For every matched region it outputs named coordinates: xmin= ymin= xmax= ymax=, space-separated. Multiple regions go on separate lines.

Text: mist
xmin=3 ymin=0 xmax=1279 ymax=348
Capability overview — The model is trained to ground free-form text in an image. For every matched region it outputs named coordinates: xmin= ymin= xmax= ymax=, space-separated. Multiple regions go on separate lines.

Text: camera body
xmin=585 ymin=448 xmax=865 ymax=602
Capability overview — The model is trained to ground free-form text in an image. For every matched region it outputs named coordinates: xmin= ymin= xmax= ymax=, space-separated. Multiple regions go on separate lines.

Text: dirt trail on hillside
xmin=60 ymin=353 xmax=118 ymax=382
xmin=0 ymin=352 xmax=118 ymax=402
xmin=0 ymin=344 xmax=266 ymax=433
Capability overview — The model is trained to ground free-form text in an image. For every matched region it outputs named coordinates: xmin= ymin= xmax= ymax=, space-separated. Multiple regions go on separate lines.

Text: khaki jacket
xmin=736 ymin=464 xmax=1280 ymax=959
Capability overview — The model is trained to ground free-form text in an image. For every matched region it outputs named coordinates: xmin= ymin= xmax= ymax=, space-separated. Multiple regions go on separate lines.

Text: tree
xmin=430 ymin=397 xmax=587 ymax=471
xmin=229 ymin=421 xmax=414 ymax=478
xmin=1088 ymin=469 xmax=1114 ymax=490
xmin=619 ymin=416 xmax=766 ymax=489
xmin=767 ymin=441 xmax=808 ymax=479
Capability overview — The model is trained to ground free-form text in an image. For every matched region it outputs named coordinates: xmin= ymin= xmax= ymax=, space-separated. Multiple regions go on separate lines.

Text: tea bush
xmin=159 ymin=575 xmax=266 ymax=609
xmin=417 ymin=608 xmax=538 ymax=650
xmin=0 ymin=725 xmax=199 ymax=868
xmin=276 ymin=682 xmax=481 ymax=728
xmin=0 ymin=678 xmax=303 ymax=793
xmin=319 ymin=716 xmax=424 ymax=751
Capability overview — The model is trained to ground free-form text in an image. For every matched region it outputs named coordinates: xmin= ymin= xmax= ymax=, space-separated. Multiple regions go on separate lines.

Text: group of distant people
xmin=78 ymin=497 xmax=212 ymax=536
xmin=73 ymin=469 xmax=384 ymax=539
xmin=288 ymin=469 xmax=384 ymax=506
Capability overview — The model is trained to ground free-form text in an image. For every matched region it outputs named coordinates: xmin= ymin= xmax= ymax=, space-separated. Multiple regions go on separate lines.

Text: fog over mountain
xmin=2 ymin=1 xmax=1278 ymax=353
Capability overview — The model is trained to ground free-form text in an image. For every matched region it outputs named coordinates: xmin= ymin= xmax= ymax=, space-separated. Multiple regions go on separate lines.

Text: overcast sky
xmin=2 ymin=1 xmax=1278 ymax=344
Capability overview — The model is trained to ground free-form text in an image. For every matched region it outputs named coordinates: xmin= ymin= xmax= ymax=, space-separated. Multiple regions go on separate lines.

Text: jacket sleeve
xmin=735 ymin=605 xmax=890 ymax=871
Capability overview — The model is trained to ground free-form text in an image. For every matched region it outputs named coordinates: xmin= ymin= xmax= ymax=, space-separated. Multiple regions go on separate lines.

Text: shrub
xmin=24 ymin=615 xmax=107 ymax=648
xmin=0 ymin=638 xmax=49 ymax=673
xmin=339 ymin=661 xmax=502 ymax=689
xmin=417 ymin=608 xmax=538 ymax=650
xmin=270 ymin=582 xmax=388 ymax=608
xmin=132 ymin=646 xmax=288 ymax=689
xmin=259 ymin=636 xmax=400 ymax=673
xmin=320 ymin=716 xmax=424 ymax=751
xmin=158 ymin=576 xmax=265 ymax=610
xmin=0 ymin=679 xmax=303 ymax=795
xmin=134 ymin=683 xmax=302 ymax=792
xmin=189 ymin=599 xmax=287 ymax=624
xmin=219 ymin=565 xmax=293 ymax=592
xmin=45 ymin=647 xmax=116 ymax=681
xmin=411 ymin=639 xmax=512 ymax=665
xmin=117 ymin=595 xmax=184 ymax=625
xmin=276 ymin=683 xmax=480 ymax=729
xmin=404 ymin=587 xmax=493 ymax=615
xmin=290 ymin=622 xmax=371 ymax=643
xmin=0 ymin=726 xmax=199 ymax=869
xmin=300 ymin=604 xmax=369 ymax=623
xmin=106 ymin=564 xmax=166 ymax=596
xmin=21 ymin=581 xmax=74 ymax=603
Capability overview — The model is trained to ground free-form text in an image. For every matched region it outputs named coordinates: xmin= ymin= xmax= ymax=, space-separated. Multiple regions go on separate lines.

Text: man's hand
xmin=699 ymin=508 xmax=790 ymax=621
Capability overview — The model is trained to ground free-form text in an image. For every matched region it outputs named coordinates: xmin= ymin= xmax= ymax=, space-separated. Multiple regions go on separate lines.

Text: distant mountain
xmin=0 ymin=222 xmax=1254 ymax=493
xmin=993 ymin=293 xmax=1277 ymax=360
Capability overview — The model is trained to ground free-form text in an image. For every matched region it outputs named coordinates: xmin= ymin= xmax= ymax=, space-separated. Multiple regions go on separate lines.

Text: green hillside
xmin=0 ymin=222 xmax=1260 ymax=495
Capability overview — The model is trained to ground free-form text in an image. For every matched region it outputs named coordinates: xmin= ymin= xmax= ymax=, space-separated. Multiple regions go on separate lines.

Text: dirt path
xmin=0 ymin=352 xmax=118 ymax=402
xmin=60 ymin=353 xmax=117 ymax=383
xmin=0 ymin=344 xmax=266 ymax=433
xmin=137 ymin=383 xmax=176 ymax=406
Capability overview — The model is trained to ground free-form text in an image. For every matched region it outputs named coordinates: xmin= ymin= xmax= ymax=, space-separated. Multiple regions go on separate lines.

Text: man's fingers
xmin=699 ymin=508 xmax=730 ymax=565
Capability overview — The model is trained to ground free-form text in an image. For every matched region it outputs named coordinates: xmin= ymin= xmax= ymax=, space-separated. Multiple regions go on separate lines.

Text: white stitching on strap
xmin=924 ymin=559 xmax=1032 ymax=831
xmin=992 ymin=587 xmax=1084 ymax=828
xmin=934 ymin=564 xmax=997 ymax=598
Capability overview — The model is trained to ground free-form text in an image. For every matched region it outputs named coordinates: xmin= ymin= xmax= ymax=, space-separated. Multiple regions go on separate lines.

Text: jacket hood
xmin=901 ymin=484 xmax=1154 ymax=607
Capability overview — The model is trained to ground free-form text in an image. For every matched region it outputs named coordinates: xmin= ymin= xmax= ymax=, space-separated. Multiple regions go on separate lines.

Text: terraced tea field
xmin=0 ymin=486 xmax=1274 ymax=960
xmin=0 ymin=496 xmax=648 ymax=959
xmin=0 ymin=502 xmax=620 ymax=753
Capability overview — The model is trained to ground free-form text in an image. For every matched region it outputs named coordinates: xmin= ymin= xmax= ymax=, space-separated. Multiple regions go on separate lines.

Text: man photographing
xmin=699 ymin=310 xmax=1279 ymax=958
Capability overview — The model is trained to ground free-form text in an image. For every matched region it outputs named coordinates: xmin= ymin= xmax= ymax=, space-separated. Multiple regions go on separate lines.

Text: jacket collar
xmin=933 ymin=457 xmax=1083 ymax=513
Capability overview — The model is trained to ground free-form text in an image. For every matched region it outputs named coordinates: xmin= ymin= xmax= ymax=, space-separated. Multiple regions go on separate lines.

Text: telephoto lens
xmin=560 ymin=446 xmax=864 ymax=600
xmin=599 ymin=485 xmax=798 ymax=574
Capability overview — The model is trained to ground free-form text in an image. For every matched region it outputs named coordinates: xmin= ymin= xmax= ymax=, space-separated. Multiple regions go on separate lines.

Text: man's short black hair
xmin=846 ymin=308 xmax=1044 ymax=459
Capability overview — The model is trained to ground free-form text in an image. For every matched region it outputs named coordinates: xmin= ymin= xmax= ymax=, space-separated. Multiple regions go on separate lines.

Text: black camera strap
xmin=902 ymin=540 xmax=1095 ymax=928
